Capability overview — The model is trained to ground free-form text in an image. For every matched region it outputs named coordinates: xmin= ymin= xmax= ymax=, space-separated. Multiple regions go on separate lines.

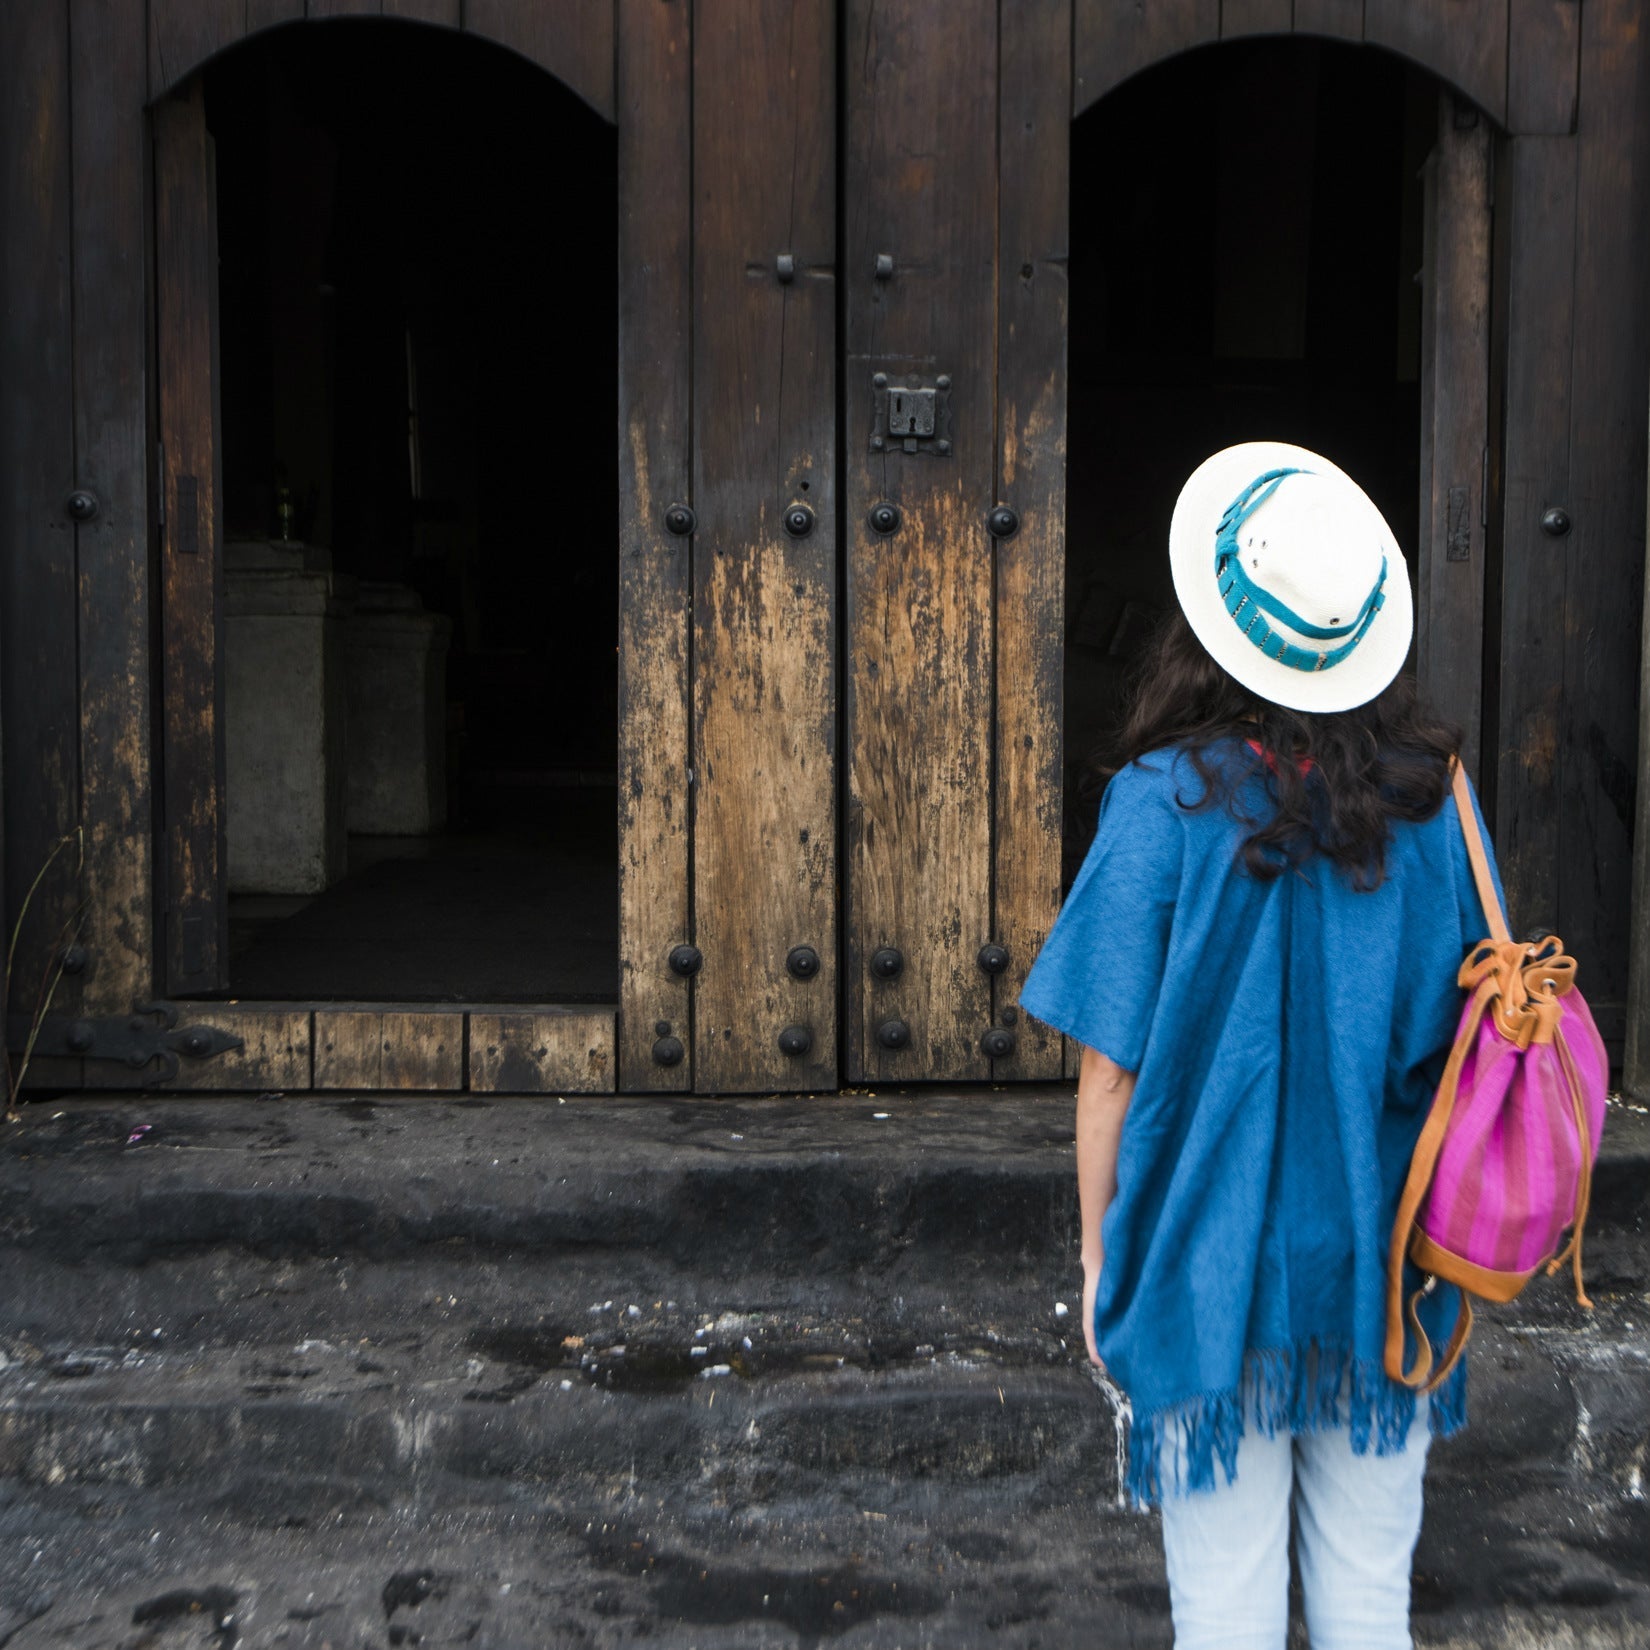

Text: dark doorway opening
xmin=1064 ymin=39 xmax=1436 ymax=883
xmin=202 ymin=21 xmax=618 ymax=1002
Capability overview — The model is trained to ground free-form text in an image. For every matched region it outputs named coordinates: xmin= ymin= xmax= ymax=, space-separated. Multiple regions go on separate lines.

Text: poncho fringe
xmin=1124 ymin=1337 xmax=1468 ymax=1508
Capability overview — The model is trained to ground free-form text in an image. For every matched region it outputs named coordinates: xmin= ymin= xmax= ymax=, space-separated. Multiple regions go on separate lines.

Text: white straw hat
xmin=1168 ymin=441 xmax=1413 ymax=713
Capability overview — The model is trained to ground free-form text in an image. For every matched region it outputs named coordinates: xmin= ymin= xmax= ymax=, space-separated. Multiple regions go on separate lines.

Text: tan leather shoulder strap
xmin=1452 ymin=759 xmax=1509 ymax=945
xmin=1384 ymin=974 xmax=1494 ymax=1385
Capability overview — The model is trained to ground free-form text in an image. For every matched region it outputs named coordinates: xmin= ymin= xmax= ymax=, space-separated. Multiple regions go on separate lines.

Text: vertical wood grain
xmin=1222 ymin=0 xmax=1293 ymax=38
xmin=1508 ymin=0 xmax=1581 ymax=134
xmin=2 ymin=0 xmax=83 ymax=1023
xmin=844 ymin=0 xmax=997 ymax=1082
xmin=1364 ymin=0 xmax=1506 ymax=126
xmin=1415 ymin=96 xmax=1491 ymax=788
xmin=1491 ymin=136 xmax=1576 ymax=942
xmin=382 ymin=0 xmax=460 ymax=20
xmin=72 ymin=0 xmax=155 ymax=1014
xmin=144 ymin=1006 xmax=313 ymax=1090
xmin=616 ymin=0 xmax=693 ymax=1090
xmin=468 ymin=1009 xmax=615 ymax=1093
xmin=1075 ymin=0 xmax=1219 ymax=114
xmin=466 ymin=0 xmax=615 ymax=122
xmin=314 ymin=1008 xmax=463 ymax=1088
xmin=148 ymin=0 xmax=248 ymax=101
xmin=1292 ymin=0 xmax=1361 ymax=39
xmin=994 ymin=0 xmax=1070 ymax=1080
xmin=692 ymin=0 xmax=837 ymax=1093
xmin=245 ymin=0 xmax=308 ymax=35
xmin=1629 ymin=504 xmax=1650 ymax=1091
xmin=154 ymin=85 xmax=229 ymax=994
xmin=1559 ymin=0 xmax=1649 ymax=1048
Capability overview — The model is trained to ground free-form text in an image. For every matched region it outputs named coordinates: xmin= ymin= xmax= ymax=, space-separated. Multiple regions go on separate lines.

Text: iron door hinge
xmin=12 ymin=1002 xmax=244 ymax=1084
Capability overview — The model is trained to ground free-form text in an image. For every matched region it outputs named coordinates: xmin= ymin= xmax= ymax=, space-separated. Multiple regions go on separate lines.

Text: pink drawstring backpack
xmin=1385 ymin=760 xmax=1610 ymax=1392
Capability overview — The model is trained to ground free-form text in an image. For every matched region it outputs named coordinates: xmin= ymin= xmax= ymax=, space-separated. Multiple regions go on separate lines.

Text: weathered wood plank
xmin=1222 ymin=0 xmax=1292 ymax=37
xmin=154 ymin=86 xmax=229 ymax=995
xmin=1630 ymin=525 xmax=1650 ymax=1092
xmin=314 ymin=1009 xmax=463 ymax=1089
xmin=72 ymin=0 xmax=154 ymax=1015
xmin=1508 ymin=0 xmax=1580 ymax=134
xmin=1490 ymin=136 xmax=1576 ymax=943
xmin=994 ymin=0 xmax=1069 ymax=1081
xmin=468 ymin=1009 xmax=616 ymax=1093
xmin=616 ymin=0 xmax=692 ymax=1091
xmin=85 ymin=1006 xmax=315 ymax=1091
xmin=466 ymin=0 xmax=614 ymax=122
xmin=1415 ymin=96 xmax=1491 ymax=789
xmin=307 ymin=0 xmax=384 ymax=16
xmin=148 ymin=0 xmax=247 ymax=101
xmin=692 ymin=0 xmax=837 ymax=1093
xmin=1364 ymin=0 xmax=1506 ymax=126
xmin=1558 ymin=0 xmax=1649 ymax=1050
xmin=382 ymin=0 xmax=460 ymax=21
xmin=246 ymin=0 xmax=308 ymax=32
xmin=1075 ymin=0 xmax=1220 ymax=114
xmin=1 ymin=0 xmax=83 ymax=1026
xmin=845 ymin=0 xmax=996 ymax=1082
xmin=1293 ymin=0 xmax=1361 ymax=39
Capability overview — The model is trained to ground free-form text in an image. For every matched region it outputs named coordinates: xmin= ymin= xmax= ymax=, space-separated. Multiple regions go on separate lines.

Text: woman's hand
xmin=1081 ymin=1254 xmax=1104 ymax=1369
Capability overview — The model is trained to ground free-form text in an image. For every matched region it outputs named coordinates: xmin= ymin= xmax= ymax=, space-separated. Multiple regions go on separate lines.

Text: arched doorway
xmin=1062 ymin=38 xmax=1460 ymax=874
xmin=144 ymin=0 xmax=844 ymax=1096
xmin=4 ymin=0 xmax=1641 ymax=1091
xmin=192 ymin=22 xmax=619 ymax=1006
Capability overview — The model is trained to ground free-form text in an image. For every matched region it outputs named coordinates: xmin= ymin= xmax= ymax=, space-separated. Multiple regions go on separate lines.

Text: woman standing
xmin=1021 ymin=443 xmax=1499 ymax=1649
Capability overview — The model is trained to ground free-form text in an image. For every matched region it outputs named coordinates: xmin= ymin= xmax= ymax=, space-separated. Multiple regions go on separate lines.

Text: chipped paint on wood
xmin=616 ymin=0 xmax=693 ymax=1090
xmin=994 ymin=0 xmax=1070 ymax=1080
xmin=74 ymin=0 xmax=155 ymax=1013
xmin=154 ymin=84 xmax=228 ymax=994
xmin=845 ymin=0 xmax=996 ymax=1081
xmin=690 ymin=0 xmax=837 ymax=1093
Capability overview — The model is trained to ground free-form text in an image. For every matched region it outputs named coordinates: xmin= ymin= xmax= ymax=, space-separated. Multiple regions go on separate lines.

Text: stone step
xmin=0 ymin=1092 xmax=1645 ymax=1647
xmin=1 ymin=1093 xmax=1644 ymax=1353
xmin=0 ymin=1341 xmax=1121 ymax=1510
xmin=1 ymin=1301 xmax=1643 ymax=1494
xmin=1 ymin=1476 xmax=1174 ymax=1650
xmin=6 ymin=1093 xmax=1645 ymax=1262
xmin=0 ymin=1322 xmax=1646 ymax=1649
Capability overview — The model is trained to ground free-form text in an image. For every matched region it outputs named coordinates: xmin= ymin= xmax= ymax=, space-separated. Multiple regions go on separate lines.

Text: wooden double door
xmin=143 ymin=0 xmax=1069 ymax=1094
xmin=610 ymin=0 xmax=1069 ymax=1093
xmin=10 ymin=0 xmax=1646 ymax=1094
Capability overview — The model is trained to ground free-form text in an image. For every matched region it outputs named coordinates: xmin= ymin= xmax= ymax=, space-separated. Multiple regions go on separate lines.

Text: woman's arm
xmin=1077 ymin=1042 xmax=1137 ymax=1367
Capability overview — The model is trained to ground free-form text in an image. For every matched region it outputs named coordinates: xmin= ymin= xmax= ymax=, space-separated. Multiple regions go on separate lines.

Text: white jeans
xmin=1158 ymin=1395 xmax=1430 ymax=1650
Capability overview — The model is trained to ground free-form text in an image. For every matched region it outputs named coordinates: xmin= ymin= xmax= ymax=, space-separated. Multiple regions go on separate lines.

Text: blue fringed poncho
xmin=1021 ymin=740 xmax=1499 ymax=1505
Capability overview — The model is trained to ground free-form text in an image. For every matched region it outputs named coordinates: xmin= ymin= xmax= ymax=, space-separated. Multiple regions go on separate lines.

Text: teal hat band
xmin=1214 ymin=469 xmax=1387 ymax=674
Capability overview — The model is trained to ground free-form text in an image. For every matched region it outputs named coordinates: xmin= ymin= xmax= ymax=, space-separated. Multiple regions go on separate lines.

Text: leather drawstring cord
xmin=1546 ymin=1026 xmax=1595 ymax=1310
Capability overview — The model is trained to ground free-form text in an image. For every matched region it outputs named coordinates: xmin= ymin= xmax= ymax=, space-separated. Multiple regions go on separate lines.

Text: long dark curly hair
xmin=1116 ymin=608 xmax=1460 ymax=890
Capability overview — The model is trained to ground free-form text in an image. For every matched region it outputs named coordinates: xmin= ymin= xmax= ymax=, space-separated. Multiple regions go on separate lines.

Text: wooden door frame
xmin=20 ymin=12 xmax=636 ymax=1102
xmin=1070 ymin=3 xmax=1580 ymax=777
xmin=136 ymin=6 xmax=635 ymax=1095
xmin=134 ymin=1 xmax=836 ymax=1097
xmin=1072 ymin=1 xmax=1650 ymax=1058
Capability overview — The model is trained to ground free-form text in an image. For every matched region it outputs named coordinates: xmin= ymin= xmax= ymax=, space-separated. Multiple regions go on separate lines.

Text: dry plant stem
xmin=4 ymin=830 xmax=85 ymax=1119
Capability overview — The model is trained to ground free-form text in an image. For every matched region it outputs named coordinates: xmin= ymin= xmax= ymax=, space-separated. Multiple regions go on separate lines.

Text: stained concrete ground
xmin=0 ymin=1091 xmax=1645 ymax=1648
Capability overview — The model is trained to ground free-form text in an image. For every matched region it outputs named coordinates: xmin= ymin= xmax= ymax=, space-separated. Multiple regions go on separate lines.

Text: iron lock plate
xmin=870 ymin=373 xmax=952 ymax=456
